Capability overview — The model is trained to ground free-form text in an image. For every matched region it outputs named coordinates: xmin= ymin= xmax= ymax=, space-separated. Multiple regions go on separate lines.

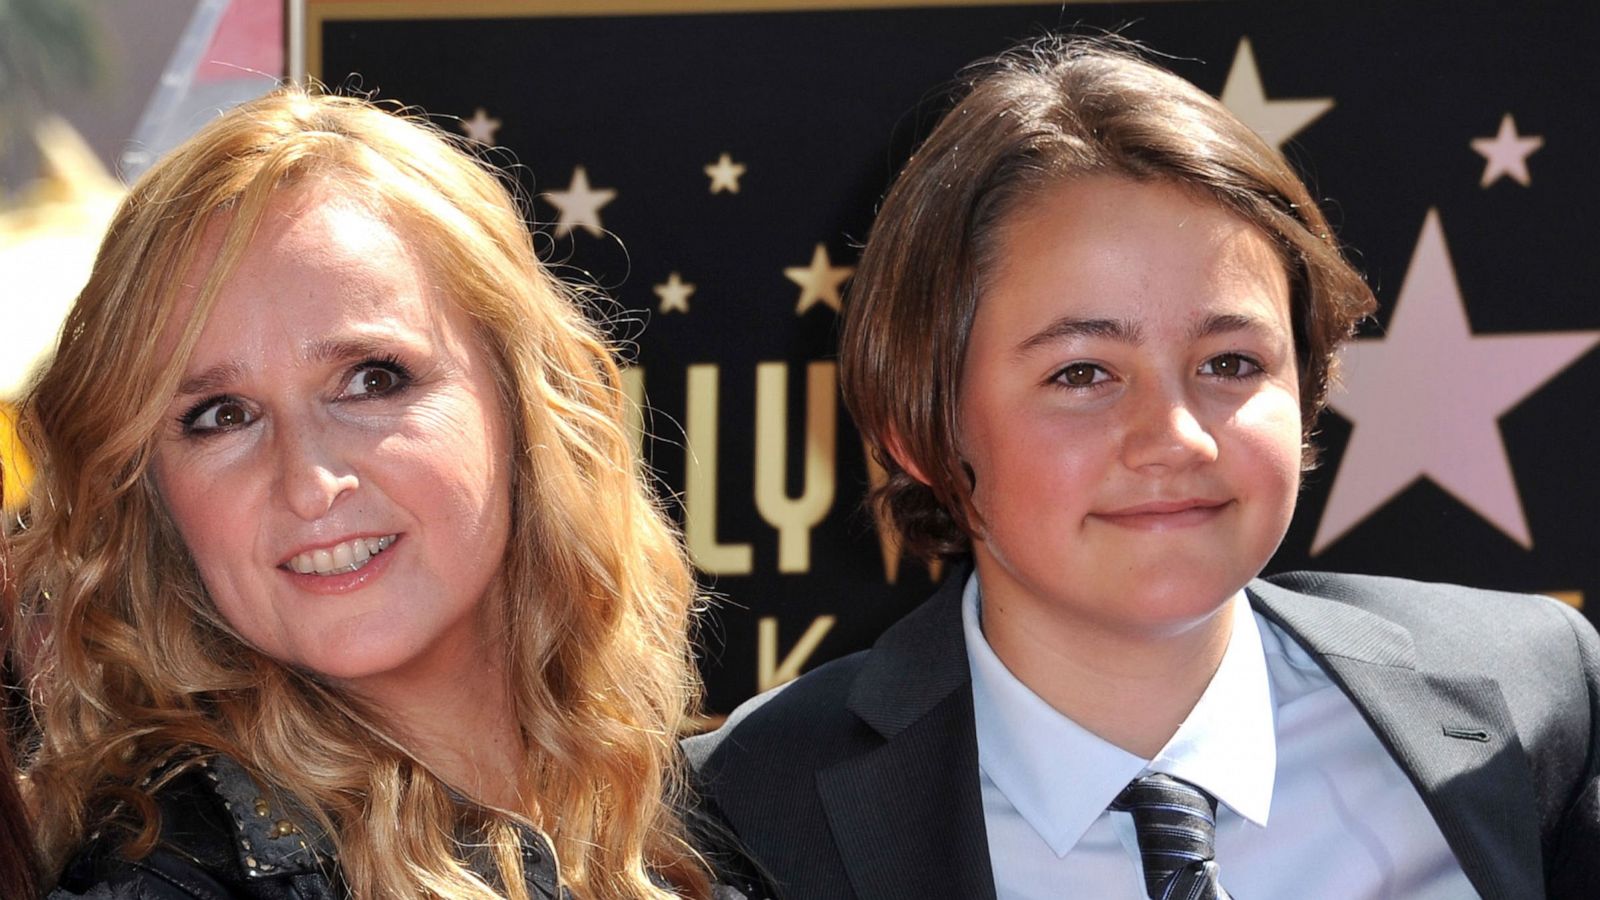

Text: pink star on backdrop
xmin=1315 ymin=210 xmax=1599 ymax=552
xmin=1470 ymin=113 xmax=1544 ymax=188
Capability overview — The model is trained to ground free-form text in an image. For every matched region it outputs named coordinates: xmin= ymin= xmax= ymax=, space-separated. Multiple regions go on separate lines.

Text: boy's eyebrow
xmin=1015 ymin=317 xmax=1141 ymax=356
xmin=1013 ymin=311 xmax=1279 ymax=357
xmin=1189 ymin=312 xmax=1274 ymax=340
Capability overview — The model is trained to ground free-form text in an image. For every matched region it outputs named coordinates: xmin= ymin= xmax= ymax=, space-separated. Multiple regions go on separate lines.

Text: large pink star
xmin=1314 ymin=210 xmax=1599 ymax=552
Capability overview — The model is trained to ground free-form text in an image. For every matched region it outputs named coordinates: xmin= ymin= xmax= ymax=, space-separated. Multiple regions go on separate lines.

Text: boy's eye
xmin=185 ymin=398 xmax=255 ymax=433
xmin=1055 ymin=362 xmax=1108 ymax=386
xmin=1200 ymin=353 xmax=1261 ymax=378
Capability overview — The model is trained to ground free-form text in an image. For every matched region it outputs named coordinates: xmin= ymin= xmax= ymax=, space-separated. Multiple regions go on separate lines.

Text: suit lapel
xmin=817 ymin=567 xmax=998 ymax=900
xmin=1250 ymin=578 xmax=1543 ymax=900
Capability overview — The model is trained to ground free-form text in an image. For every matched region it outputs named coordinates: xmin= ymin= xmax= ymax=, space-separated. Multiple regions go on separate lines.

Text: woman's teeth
xmin=288 ymin=535 xmax=396 ymax=575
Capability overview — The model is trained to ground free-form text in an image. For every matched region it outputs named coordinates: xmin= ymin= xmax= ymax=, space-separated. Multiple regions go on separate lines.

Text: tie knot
xmin=1112 ymin=773 xmax=1218 ymax=825
xmin=1111 ymin=773 xmax=1225 ymax=900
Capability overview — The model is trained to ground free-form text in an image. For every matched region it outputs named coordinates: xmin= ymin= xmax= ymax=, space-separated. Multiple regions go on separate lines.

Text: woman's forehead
xmin=160 ymin=184 xmax=452 ymax=371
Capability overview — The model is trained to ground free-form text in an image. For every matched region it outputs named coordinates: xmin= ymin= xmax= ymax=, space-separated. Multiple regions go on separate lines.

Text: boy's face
xmin=955 ymin=175 xmax=1301 ymax=641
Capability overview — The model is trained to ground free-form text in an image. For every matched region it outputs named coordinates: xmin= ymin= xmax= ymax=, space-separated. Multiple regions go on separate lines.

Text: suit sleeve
xmin=1544 ymin=600 xmax=1600 ymax=899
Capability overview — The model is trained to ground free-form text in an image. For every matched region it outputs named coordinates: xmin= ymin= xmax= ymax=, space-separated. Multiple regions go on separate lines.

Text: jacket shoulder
xmin=685 ymin=648 xmax=873 ymax=774
xmin=1261 ymin=570 xmax=1594 ymax=656
xmin=53 ymin=757 xmax=337 ymax=900
xmin=1254 ymin=566 xmax=1593 ymax=736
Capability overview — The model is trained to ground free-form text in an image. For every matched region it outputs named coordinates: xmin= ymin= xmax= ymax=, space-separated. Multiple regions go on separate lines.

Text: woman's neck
xmin=347 ymin=652 xmax=529 ymax=813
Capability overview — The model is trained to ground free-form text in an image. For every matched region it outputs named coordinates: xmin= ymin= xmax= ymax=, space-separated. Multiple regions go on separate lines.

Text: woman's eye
xmin=184 ymin=398 xmax=255 ymax=433
xmin=342 ymin=363 xmax=408 ymax=398
xmin=1054 ymin=362 xmax=1109 ymax=387
xmin=1200 ymin=353 xmax=1262 ymax=378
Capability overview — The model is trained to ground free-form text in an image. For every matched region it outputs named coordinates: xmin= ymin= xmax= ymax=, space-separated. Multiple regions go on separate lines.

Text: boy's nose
xmin=1123 ymin=392 xmax=1219 ymax=471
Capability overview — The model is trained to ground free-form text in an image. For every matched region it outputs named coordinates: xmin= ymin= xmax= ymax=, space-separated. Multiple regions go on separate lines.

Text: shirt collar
xmin=964 ymin=573 xmax=1277 ymax=858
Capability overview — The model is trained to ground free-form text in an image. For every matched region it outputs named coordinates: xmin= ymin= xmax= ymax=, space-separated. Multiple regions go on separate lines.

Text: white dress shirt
xmin=963 ymin=574 xmax=1479 ymax=899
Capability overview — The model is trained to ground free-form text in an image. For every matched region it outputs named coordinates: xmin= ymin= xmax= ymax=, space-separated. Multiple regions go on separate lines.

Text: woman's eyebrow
xmin=175 ymin=337 xmax=406 ymax=397
xmin=302 ymin=336 xmax=401 ymax=367
xmin=176 ymin=360 xmax=248 ymax=397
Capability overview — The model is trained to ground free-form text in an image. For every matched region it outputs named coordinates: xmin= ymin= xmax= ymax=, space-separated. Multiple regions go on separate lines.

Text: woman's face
xmin=151 ymin=181 xmax=513 ymax=696
xmin=956 ymin=175 xmax=1303 ymax=640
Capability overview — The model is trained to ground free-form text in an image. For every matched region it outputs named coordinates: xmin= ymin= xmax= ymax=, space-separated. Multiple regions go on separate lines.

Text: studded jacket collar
xmin=50 ymin=754 xmax=570 ymax=900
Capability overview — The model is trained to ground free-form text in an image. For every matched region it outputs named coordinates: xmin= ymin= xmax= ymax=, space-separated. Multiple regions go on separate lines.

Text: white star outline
xmin=1313 ymin=209 xmax=1600 ymax=553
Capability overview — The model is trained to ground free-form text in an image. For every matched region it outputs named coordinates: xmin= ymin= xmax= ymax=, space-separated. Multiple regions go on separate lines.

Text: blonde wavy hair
xmin=11 ymin=87 xmax=711 ymax=899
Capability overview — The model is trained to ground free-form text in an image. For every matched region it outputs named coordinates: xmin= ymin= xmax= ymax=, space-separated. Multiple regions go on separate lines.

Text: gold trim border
xmin=299 ymin=0 xmax=1194 ymax=81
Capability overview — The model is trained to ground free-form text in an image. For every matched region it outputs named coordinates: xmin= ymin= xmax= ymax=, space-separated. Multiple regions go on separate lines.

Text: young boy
xmin=687 ymin=38 xmax=1600 ymax=900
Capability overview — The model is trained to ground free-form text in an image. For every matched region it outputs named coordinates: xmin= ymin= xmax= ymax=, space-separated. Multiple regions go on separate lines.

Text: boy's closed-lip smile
xmin=1092 ymin=498 xmax=1233 ymax=530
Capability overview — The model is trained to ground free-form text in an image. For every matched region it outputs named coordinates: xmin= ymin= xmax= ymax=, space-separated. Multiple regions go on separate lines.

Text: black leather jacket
xmin=48 ymin=756 xmax=769 ymax=899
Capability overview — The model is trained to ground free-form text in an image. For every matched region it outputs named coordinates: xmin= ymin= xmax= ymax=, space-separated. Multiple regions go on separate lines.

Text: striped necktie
xmin=1110 ymin=773 xmax=1230 ymax=900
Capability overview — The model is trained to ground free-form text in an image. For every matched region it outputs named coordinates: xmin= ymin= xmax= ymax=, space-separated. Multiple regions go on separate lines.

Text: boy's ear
xmin=884 ymin=425 xmax=934 ymax=487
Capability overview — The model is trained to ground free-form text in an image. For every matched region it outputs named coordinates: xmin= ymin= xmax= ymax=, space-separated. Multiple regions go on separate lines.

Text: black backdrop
xmin=303 ymin=0 xmax=1600 ymax=717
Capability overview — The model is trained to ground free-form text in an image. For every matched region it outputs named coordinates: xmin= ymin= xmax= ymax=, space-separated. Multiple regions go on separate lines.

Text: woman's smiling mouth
xmin=285 ymin=535 xmax=398 ymax=575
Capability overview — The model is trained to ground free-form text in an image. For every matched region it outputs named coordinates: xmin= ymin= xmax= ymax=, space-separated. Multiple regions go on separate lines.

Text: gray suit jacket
xmin=686 ymin=569 xmax=1600 ymax=900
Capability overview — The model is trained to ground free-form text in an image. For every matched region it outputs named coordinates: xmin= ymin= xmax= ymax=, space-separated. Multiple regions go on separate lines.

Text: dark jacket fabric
xmin=685 ymin=567 xmax=1600 ymax=900
xmin=50 ymin=756 xmax=358 ymax=900
xmin=48 ymin=754 xmax=770 ymax=899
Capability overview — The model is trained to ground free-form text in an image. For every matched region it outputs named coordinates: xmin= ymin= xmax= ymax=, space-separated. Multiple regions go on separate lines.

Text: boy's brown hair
xmin=840 ymin=36 xmax=1375 ymax=560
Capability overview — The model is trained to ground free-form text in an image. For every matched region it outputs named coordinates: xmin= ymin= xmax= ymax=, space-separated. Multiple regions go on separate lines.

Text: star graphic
xmin=543 ymin=166 xmax=617 ymax=239
xmin=1313 ymin=209 xmax=1600 ymax=553
xmin=653 ymin=271 xmax=695 ymax=314
xmin=704 ymin=153 xmax=747 ymax=194
xmin=459 ymin=107 xmax=501 ymax=145
xmin=784 ymin=243 xmax=854 ymax=315
xmin=1219 ymin=37 xmax=1334 ymax=151
xmin=1471 ymin=113 xmax=1544 ymax=188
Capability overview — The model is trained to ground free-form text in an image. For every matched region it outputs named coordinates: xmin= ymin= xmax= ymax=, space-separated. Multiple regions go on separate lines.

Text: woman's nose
xmin=1121 ymin=387 xmax=1219 ymax=471
xmin=274 ymin=423 xmax=359 ymax=521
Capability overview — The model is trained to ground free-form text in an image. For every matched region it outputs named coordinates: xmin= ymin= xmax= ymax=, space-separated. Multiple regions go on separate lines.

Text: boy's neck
xmin=978 ymin=580 xmax=1238 ymax=760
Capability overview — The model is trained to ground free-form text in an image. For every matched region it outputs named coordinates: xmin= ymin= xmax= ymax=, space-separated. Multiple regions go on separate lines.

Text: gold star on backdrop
xmin=544 ymin=166 xmax=617 ymax=238
xmin=704 ymin=152 xmax=747 ymax=194
xmin=1220 ymin=37 xmax=1334 ymax=151
xmin=784 ymin=243 xmax=853 ymax=315
xmin=459 ymin=107 xmax=501 ymax=145
xmin=653 ymin=271 xmax=695 ymax=314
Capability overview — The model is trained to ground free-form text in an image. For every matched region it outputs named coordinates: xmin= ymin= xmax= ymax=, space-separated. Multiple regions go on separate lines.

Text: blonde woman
xmin=11 ymin=88 xmax=761 ymax=899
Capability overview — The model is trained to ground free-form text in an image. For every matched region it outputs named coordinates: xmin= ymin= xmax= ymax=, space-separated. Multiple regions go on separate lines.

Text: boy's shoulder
xmin=1262 ymin=569 xmax=1571 ymax=613
xmin=687 ymin=567 xmax=975 ymax=771
xmin=684 ymin=646 xmax=879 ymax=778
xmin=1256 ymin=570 xmax=1595 ymax=661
